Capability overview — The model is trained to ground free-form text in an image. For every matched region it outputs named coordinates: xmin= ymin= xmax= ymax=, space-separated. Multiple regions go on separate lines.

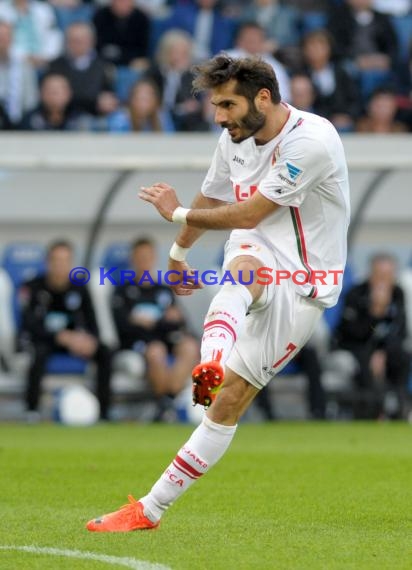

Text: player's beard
xmin=223 ymin=100 xmax=266 ymax=144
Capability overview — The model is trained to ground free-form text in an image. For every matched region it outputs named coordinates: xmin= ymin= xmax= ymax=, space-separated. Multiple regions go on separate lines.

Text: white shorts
xmin=223 ymin=230 xmax=324 ymax=389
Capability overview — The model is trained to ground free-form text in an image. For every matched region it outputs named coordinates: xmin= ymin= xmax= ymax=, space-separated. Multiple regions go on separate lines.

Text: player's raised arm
xmin=141 ymin=186 xmax=227 ymax=295
xmin=139 ymin=182 xmax=279 ymax=230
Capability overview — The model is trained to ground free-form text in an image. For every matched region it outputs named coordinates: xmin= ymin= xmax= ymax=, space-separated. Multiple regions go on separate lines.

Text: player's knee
xmin=230 ymin=258 xmax=259 ymax=281
xmin=230 ymin=259 xmax=264 ymax=301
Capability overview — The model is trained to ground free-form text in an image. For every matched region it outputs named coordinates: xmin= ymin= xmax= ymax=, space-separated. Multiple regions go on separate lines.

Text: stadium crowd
xmin=0 ymin=0 xmax=411 ymax=133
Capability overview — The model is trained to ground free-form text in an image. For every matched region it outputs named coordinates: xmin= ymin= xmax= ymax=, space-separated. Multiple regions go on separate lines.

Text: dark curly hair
xmin=192 ymin=54 xmax=281 ymax=104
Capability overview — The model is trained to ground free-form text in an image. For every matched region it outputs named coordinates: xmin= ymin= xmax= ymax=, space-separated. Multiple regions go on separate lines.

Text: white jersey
xmin=201 ymin=104 xmax=350 ymax=308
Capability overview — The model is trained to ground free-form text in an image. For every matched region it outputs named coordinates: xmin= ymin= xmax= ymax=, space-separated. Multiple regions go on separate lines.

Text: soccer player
xmin=86 ymin=55 xmax=350 ymax=532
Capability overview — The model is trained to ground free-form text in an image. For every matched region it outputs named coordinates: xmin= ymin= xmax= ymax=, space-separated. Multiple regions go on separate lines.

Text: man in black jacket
xmin=328 ymin=0 xmax=398 ymax=72
xmin=19 ymin=240 xmax=112 ymax=420
xmin=93 ymin=0 xmax=150 ymax=68
xmin=111 ymin=237 xmax=199 ymax=418
xmin=47 ymin=22 xmax=117 ymax=117
xmin=334 ymin=253 xmax=410 ymax=418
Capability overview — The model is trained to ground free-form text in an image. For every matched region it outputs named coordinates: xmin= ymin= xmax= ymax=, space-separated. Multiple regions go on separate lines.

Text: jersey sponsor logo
xmin=232 ymin=155 xmax=245 ymax=166
xmin=286 ymin=162 xmax=302 ymax=181
xmin=278 ymin=172 xmax=297 ymax=187
xmin=233 ymin=184 xmax=258 ymax=201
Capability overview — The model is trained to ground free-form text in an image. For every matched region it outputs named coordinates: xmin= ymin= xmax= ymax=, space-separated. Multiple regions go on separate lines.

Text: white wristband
xmin=169 ymin=242 xmax=190 ymax=262
xmin=172 ymin=207 xmax=190 ymax=224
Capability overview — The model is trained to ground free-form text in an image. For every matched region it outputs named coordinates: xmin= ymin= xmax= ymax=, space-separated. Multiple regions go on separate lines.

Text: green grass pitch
xmin=1 ymin=422 xmax=411 ymax=570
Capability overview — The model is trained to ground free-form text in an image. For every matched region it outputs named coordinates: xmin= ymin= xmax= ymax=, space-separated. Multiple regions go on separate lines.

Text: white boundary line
xmin=0 ymin=545 xmax=171 ymax=570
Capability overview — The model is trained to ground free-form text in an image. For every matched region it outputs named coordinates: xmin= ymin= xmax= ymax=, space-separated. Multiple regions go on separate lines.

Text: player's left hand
xmin=139 ymin=182 xmax=181 ymax=222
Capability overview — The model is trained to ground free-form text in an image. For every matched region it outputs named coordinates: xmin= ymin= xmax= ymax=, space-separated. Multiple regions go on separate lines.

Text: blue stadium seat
xmin=391 ymin=14 xmax=412 ymax=64
xmin=279 ymin=360 xmax=301 ymax=375
xmin=2 ymin=242 xmax=46 ymax=289
xmin=2 ymin=242 xmax=46 ymax=327
xmin=149 ymin=16 xmax=170 ymax=57
xmin=47 ymin=354 xmax=88 ymax=375
xmin=53 ymin=4 xmax=95 ymax=31
xmin=101 ymin=242 xmax=130 ymax=269
xmin=100 ymin=242 xmax=131 ymax=285
xmin=359 ymin=69 xmax=392 ymax=100
xmin=301 ymin=11 xmax=327 ymax=35
xmin=115 ymin=67 xmax=143 ymax=103
xmin=323 ymin=264 xmax=355 ymax=333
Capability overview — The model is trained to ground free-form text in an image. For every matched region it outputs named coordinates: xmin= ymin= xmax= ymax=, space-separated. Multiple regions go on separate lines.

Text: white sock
xmin=140 ymin=416 xmax=237 ymax=522
xmin=201 ymin=283 xmax=253 ymax=366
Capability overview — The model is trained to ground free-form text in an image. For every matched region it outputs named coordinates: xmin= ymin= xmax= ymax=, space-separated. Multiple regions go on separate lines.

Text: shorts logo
xmin=262 ymin=366 xmax=277 ymax=379
xmin=286 ymin=162 xmax=302 ymax=181
xmin=240 ymin=243 xmax=260 ymax=251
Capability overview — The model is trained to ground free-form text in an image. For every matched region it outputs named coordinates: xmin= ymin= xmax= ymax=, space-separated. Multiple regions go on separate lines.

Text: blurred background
xmin=0 ymin=0 xmax=411 ymax=425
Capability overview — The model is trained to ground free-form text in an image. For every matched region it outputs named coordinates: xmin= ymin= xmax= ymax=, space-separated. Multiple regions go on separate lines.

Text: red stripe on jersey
xmin=292 ymin=207 xmax=310 ymax=268
xmin=292 ymin=207 xmax=320 ymax=295
xmin=204 ymin=319 xmax=237 ymax=341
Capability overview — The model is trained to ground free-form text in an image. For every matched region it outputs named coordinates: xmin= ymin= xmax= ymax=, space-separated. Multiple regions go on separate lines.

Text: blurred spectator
xmin=0 ymin=20 xmax=38 ymax=126
xmin=0 ymin=100 xmax=11 ymax=127
xmin=302 ymin=29 xmax=360 ymax=131
xmin=164 ymin=0 xmax=235 ymax=61
xmin=47 ymin=22 xmax=117 ymax=117
xmin=18 ymin=240 xmax=112 ymax=422
xmin=136 ymin=0 xmax=172 ymax=18
xmin=241 ymin=0 xmax=301 ymax=52
xmin=93 ymin=0 xmax=150 ymax=69
xmin=373 ymin=0 xmax=411 ymax=16
xmin=225 ymin=22 xmax=291 ymax=101
xmin=328 ymin=0 xmax=398 ymax=72
xmin=288 ymin=0 xmax=328 ymax=11
xmin=220 ymin=0 xmax=252 ymax=19
xmin=19 ymin=73 xmax=93 ymax=130
xmin=145 ymin=29 xmax=208 ymax=131
xmin=333 ymin=253 xmax=410 ymax=419
xmin=290 ymin=73 xmax=316 ymax=112
xmin=48 ymin=0 xmax=93 ymax=7
xmin=199 ymin=90 xmax=220 ymax=132
xmin=107 ymin=77 xmax=174 ymax=132
xmin=396 ymin=44 xmax=412 ymax=130
xmin=111 ymin=237 xmax=199 ymax=421
xmin=0 ymin=0 xmax=63 ymax=68
xmin=356 ymin=87 xmax=408 ymax=132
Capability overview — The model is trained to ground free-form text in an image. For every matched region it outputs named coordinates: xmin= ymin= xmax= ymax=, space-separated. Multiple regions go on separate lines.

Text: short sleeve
xmin=258 ymin=136 xmax=332 ymax=208
xmin=201 ymin=132 xmax=234 ymax=202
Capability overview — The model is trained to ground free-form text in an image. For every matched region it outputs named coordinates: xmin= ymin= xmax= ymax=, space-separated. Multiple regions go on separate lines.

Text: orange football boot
xmin=86 ymin=495 xmax=159 ymax=532
xmin=192 ymin=350 xmax=224 ymax=408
